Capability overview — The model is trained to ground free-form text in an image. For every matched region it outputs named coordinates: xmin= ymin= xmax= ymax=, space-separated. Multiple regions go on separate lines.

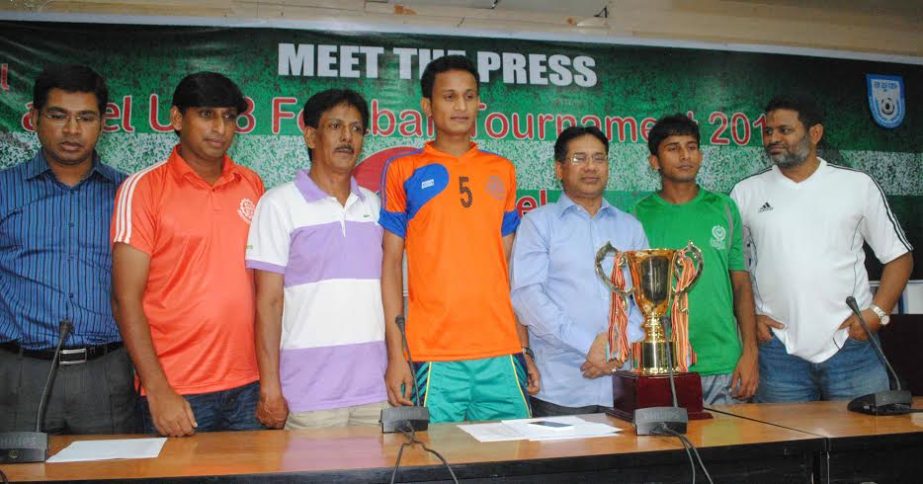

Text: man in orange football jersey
xmin=379 ymin=55 xmax=538 ymax=423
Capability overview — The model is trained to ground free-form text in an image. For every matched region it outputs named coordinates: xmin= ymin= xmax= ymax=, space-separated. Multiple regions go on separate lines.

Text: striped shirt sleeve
xmin=861 ymin=174 xmax=913 ymax=263
xmin=111 ymin=167 xmax=158 ymax=254
xmin=245 ymin=190 xmax=290 ymax=274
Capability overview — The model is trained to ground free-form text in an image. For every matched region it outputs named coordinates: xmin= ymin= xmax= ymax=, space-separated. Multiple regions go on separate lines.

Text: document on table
xmin=47 ymin=438 xmax=167 ymax=463
xmin=458 ymin=416 xmax=620 ymax=442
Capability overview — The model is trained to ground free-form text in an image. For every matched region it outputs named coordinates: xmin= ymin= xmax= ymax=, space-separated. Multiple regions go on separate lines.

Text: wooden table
xmin=1 ymin=412 xmax=822 ymax=483
xmin=709 ymin=398 xmax=923 ymax=484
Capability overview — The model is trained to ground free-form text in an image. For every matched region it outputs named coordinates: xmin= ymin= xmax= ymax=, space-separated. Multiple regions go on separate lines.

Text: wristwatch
xmin=522 ymin=346 xmax=535 ymax=359
xmin=869 ymin=304 xmax=891 ymax=326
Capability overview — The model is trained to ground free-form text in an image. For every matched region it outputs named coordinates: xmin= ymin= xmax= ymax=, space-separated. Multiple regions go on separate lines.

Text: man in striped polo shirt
xmin=246 ymin=89 xmax=388 ymax=429
xmin=0 ymin=65 xmax=134 ymax=434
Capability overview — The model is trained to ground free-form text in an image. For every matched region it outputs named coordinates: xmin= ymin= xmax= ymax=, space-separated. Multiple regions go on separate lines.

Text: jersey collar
xmin=294 ymin=169 xmax=366 ymax=203
xmin=167 ymin=144 xmax=242 ymax=187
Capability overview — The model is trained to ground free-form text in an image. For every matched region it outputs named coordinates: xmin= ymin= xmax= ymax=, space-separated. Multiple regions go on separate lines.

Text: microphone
xmin=635 ymin=317 xmax=688 ymax=436
xmin=380 ymin=315 xmax=430 ymax=433
xmin=844 ymin=297 xmax=912 ymax=416
xmin=0 ymin=319 xmax=73 ymax=463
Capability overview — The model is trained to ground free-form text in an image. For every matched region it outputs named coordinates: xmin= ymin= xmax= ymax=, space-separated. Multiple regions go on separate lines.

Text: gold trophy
xmin=594 ymin=242 xmax=710 ymax=420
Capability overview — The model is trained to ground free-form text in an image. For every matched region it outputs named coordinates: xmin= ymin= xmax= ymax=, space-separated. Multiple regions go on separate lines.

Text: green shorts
xmin=413 ymin=354 xmax=532 ymax=423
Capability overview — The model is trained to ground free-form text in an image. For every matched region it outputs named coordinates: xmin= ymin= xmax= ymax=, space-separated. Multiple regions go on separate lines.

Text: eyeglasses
xmin=41 ymin=110 xmax=100 ymax=125
xmin=566 ymin=153 xmax=608 ymax=166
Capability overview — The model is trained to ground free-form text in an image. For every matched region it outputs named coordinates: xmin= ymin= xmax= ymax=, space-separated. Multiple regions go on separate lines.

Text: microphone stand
xmin=0 ymin=320 xmax=73 ymax=463
xmin=380 ymin=316 xmax=430 ymax=433
xmin=844 ymin=297 xmax=912 ymax=415
xmin=634 ymin=316 xmax=688 ymax=435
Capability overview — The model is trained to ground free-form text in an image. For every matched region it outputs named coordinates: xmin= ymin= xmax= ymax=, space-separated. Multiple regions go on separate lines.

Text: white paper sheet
xmin=457 ymin=422 xmax=526 ymax=442
xmin=47 ymin=438 xmax=167 ymax=463
xmin=458 ymin=416 xmax=620 ymax=443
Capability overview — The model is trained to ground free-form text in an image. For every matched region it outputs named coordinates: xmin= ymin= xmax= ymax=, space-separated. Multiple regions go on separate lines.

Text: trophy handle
xmin=673 ymin=241 xmax=704 ymax=296
xmin=595 ymin=242 xmax=632 ymax=298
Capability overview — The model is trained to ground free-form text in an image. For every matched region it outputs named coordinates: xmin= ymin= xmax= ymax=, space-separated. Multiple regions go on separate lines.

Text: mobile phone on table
xmin=528 ymin=420 xmax=573 ymax=429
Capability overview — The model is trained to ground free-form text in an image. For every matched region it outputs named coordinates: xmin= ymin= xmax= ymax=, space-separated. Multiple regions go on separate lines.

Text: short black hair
xmin=302 ymin=89 xmax=370 ymax=161
xmin=171 ymin=71 xmax=247 ymax=114
xmin=554 ymin=125 xmax=609 ymax=162
xmin=765 ymin=94 xmax=825 ymax=129
xmin=302 ymin=89 xmax=369 ymax=131
xmin=647 ymin=114 xmax=700 ymax=155
xmin=33 ymin=64 xmax=108 ymax=114
xmin=420 ymin=55 xmax=479 ymax=99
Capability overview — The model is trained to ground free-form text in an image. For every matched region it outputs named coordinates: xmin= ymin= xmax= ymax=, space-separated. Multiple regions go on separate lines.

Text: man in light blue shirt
xmin=511 ymin=125 xmax=646 ymax=416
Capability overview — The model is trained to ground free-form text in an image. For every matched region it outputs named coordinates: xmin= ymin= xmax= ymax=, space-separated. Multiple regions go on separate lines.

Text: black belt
xmin=0 ymin=341 xmax=122 ymax=365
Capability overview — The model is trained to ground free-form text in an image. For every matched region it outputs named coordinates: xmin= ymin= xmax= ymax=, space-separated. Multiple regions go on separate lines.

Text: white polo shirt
xmin=730 ymin=158 xmax=911 ymax=363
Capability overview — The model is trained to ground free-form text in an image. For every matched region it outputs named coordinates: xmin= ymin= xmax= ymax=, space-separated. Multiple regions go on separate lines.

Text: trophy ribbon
xmin=670 ymin=246 xmax=702 ymax=372
xmin=607 ymin=252 xmax=630 ymax=367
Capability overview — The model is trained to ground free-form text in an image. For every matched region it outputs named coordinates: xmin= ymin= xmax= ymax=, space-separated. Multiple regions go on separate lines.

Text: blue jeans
xmin=756 ymin=333 xmax=888 ymax=403
xmin=140 ymin=381 xmax=263 ymax=433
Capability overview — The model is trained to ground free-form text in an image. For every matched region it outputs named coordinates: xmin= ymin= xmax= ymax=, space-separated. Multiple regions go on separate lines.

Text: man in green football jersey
xmin=632 ymin=114 xmax=759 ymax=404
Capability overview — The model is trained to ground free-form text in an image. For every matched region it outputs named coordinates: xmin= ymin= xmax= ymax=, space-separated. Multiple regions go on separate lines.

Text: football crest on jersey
xmin=486 ymin=175 xmax=505 ymax=201
xmin=710 ymin=225 xmax=727 ymax=250
xmin=238 ymin=198 xmax=256 ymax=224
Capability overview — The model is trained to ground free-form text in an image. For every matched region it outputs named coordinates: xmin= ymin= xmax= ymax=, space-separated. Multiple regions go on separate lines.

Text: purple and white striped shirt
xmin=246 ymin=170 xmax=386 ymax=413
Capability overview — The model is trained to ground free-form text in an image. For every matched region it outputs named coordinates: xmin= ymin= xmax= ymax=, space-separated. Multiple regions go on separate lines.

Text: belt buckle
xmin=59 ymin=348 xmax=88 ymax=365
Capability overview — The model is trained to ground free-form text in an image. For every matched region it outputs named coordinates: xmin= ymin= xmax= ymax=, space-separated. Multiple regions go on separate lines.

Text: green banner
xmin=1 ymin=21 xmax=920 ymax=276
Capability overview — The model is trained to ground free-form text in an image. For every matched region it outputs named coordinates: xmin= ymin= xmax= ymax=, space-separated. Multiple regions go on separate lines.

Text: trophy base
xmin=607 ymin=370 xmax=712 ymax=421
